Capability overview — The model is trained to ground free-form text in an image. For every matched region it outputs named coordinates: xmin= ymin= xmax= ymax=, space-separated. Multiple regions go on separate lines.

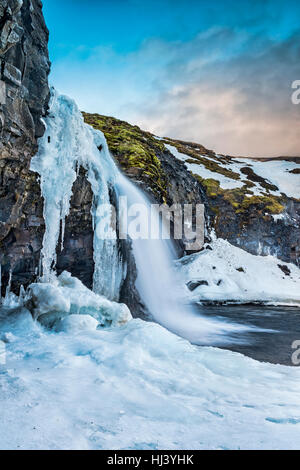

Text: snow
xmin=55 ymin=315 xmax=99 ymax=333
xmin=242 ymin=159 xmax=300 ymax=199
xmin=1 ymin=307 xmax=300 ymax=450
xmin=165 ymin=144 xmax=244 ymax=190
xmin=177 ymin=237 xmax=300 ymax=306
xmin=1 ymin=92 xmax=298 ymax=451
xmin=165 ymin=144 xmax=299 ymax=198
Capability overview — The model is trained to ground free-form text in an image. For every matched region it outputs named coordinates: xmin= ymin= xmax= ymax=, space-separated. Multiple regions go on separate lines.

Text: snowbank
xmin=27 ymin=271 xmax=132 ymax=327
xmin=177 ymin=238 xmax=300 ymax=306
xmin=0 ymin=307 xmax=300 ymax=450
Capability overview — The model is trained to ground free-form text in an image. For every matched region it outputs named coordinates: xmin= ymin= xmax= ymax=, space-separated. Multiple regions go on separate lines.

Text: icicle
xmin=5 ymin=270 xmax=12 ymax=300
xmin=61 ymin=218 xmax=65 ymax=252
xmin=19 ymin=285 xmax=26 ymax=306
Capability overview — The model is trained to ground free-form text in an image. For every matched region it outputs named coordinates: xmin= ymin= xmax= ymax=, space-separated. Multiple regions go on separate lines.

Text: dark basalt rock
xmin=0 ymin=0 xmax=50 ymax=295
xmin=212 ymin=195 xmax=300 ymax=266
xmin=56 ymin=167 xmax=95 ymax=290
xmin=187 ymin=280 xmax=209 ymax=291
xmin=278 ymin=264 xmax=291 ymax=276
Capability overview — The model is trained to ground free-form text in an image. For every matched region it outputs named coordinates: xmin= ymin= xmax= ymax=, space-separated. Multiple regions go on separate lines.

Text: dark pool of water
xmin=197 ymin=304 xmax=300 ymax=366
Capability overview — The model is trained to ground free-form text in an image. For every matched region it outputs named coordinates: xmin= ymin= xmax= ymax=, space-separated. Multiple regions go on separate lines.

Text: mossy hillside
xmin=82 ymin=113 xmax=168 ymax=201
xmin=193 ymin=175 xmax=285 ymax=215
xmin=82 ymin=113 xmax=287 ymax=215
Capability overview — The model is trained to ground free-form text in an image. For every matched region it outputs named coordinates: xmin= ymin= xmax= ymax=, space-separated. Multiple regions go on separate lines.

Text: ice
xmin=0 ymin=307 xmax=300 ymax=450
xmin=54 ymin=314 xmax=99 ymax=333
xmin=1 ymin=90 xmax=297 ymax=450
xmin=177 ymin=237 xmax=300 ymax=306
xmin=26 ymin=271 xmax=132 ymax=328
xmin=28 ymin=282 xmax=71 ymax=318
xmin=31 ymin=90 xmax=123 ymax=300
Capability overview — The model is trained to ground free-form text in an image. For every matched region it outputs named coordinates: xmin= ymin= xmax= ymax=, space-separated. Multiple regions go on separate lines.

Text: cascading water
xmin=31 ymin=89 xmax=248 ymax=344
xmin=115 ymin=174 xmax=247 ymax=344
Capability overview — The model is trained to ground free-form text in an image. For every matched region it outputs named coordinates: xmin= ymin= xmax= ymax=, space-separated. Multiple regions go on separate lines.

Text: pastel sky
xmin=43 ymin=0 xmax=300 ymax=157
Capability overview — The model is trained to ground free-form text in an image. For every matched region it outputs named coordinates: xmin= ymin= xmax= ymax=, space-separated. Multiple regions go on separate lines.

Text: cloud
xmin=50 ymin=23 xmax=300 ymax=157
xmin=124 ymin=29 xmax=300 ymax=157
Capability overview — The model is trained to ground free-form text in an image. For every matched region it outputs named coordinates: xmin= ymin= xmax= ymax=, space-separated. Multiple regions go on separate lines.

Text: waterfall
xmin=115 ymin=174 xmax=245 ymax=345
xmin=31 ymin=90 xmax=124 ymax=301
xmin=31 ymin=90 xmax=246 ymax=344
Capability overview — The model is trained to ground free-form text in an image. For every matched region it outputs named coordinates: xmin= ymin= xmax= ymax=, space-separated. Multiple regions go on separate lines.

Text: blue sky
xmin=43 ymin=0 xmax=300 ymax=156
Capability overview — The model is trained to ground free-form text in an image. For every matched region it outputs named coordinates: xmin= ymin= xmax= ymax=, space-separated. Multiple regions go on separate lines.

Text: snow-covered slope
xmin=165 ymin=144 xmax=245 ymax=190
xmin=165 ymin=143 xmax=299 ymax=199
xmin=1 ymin=307 xmax=300 ymax=450
xmin=177 ymin=238 xmax=300 ymax=306
xmin=242 ymin=158 xmax=300 ymax=199
xmin=27 ymin=271 xmax=131 ymax=327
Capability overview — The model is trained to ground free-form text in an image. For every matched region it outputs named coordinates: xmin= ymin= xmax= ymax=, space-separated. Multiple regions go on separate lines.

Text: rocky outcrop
xmin=56 ymin=167 xmax=95 ymax=289
xmin=206 ymin=187 xmax=300 ymax=265
xmin=0 ymin=0 xmax=50 ymax=295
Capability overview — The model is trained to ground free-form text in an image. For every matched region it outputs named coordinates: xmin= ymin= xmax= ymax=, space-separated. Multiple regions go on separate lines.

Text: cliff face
xmin=0 ymin=0 xmax=50 ymax=294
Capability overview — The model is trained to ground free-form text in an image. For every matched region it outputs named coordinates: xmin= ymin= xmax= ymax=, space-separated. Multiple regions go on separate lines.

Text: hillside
xmin=83 ymin=113 xmax=300 ymax=266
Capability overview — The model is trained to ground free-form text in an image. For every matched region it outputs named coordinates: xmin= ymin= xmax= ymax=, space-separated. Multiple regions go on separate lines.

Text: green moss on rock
xmin=82 ymin=112 xmax=168 ymax=201
xmin=83 ymin=113 xmax=287 ymax=216
xmin=193 ymin=174 xmax=285 ymax=215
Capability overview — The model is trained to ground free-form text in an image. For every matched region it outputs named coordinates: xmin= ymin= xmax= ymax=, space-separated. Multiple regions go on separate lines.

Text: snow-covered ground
xmin=177 ymin=238 xmax=300 ymax=306
xmin=165 ymin=143 xmax=300 ymax=198
xmin=242 ymin=158 xmax=300 ymax=199
xmin=1 ymin=306 xmax=300 ymax=450
xmin=0 ymin=94 xmax=298 ymax=450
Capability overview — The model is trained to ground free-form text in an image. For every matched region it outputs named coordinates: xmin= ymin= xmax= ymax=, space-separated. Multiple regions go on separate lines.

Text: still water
xmin=197 ymin=304 xmax=300 ymax=366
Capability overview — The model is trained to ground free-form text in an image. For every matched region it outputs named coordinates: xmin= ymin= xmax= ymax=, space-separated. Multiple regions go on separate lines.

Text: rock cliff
xmin=0 ymin=0 xmax=50 ymax=295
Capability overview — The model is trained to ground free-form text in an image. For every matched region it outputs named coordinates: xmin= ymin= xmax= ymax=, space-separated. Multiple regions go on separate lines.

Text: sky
xmin=43 ymin=0 xmax=300 ymax=157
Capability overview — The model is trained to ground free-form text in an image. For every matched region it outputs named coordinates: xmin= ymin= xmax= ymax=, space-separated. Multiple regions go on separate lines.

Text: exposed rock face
xmin=0 ymin=0 xmax=50 ymax=295
xmin=83 ymin=113 xmax=208 ymax=254
xmin=209 ymin=189 xmax=300 ymax=265
xmin=56 ymin=167 xmax=95 ymax=290
xmin=161 ymin=138 xmax=300 ymax=266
